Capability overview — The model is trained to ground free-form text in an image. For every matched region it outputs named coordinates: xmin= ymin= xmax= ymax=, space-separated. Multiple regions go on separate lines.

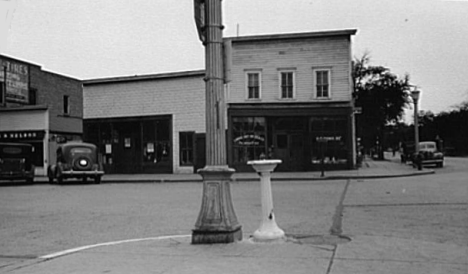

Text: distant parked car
xmin=413 ymin=141 xmax=444 ymax=168
xmin=48 ymin=142 xmax=104 ymax=184
xmin=400 ymin=141 xmax=415 ymax=163
xmin=0 ymin=142 xmax=35 ymax=184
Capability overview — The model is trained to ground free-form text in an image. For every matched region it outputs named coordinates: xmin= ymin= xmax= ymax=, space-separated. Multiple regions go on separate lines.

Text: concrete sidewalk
xmin=30 ymin=154 xmax=434 ymax=184
xmin=5 ymin=229 xmax=466 ymax=274
xmin=5 ymin=154 xmax=462 ymax=274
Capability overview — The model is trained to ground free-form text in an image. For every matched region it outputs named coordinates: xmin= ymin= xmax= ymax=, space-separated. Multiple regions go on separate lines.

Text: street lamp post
xmin=192 ymin=0 xmax=242 ymax=244
xmin=410 ymin=90 xmax=421 ymax=154
xmin=410 ymin=90 xmax=421 ymax=170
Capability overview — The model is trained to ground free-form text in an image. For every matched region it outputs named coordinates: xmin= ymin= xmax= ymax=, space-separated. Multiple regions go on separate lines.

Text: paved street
xmin=0 ymin=155 xmax=467 ymax=273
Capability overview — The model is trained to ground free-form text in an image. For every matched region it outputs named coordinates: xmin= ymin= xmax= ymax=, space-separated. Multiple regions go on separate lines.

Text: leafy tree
xmin=419 ymin=100 xmax=468 ymax=155
xmin=353 ymin=54 xmax=412 ymax=159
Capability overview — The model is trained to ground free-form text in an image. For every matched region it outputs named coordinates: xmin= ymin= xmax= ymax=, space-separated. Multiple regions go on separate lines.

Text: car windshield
xmin=419 ymin=143 xmax=436 ymax=151
xmin=70 ymin=147 xmax=93 ymax=155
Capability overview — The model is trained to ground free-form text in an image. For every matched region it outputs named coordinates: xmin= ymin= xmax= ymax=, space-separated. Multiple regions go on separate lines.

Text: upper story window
xmin=245 ymin=71 xmax=261 ymax=99
xmin=314 ymin=69 xmax=331 ymax=99
xmin=279 ymin=71 xmax=295 ymax=99
xmin=29 ymin=88 xmax=37 ymax=105
xmin=63 ymin=95 xmax=70 ymax=115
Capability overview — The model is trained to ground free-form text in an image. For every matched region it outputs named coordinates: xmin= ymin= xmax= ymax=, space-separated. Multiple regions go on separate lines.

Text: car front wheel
xmin=94 ymin=176 xmax=101 ymax=184
xmin=56 ymin=168 xmax=63 ymax=184
xmin=47 ymin=167 xmax=54 ymax=184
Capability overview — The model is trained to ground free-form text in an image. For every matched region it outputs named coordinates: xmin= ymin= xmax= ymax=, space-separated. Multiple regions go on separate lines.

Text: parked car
xmin=400 ymin=141 xmax=415 ymax=163
xmin=48 ymin=142 xmax=104 ymax=184
xmin=413 ymin=141 xmax=444 ymax=168
xmin=0 ymin=142 xmax=35 ymax=184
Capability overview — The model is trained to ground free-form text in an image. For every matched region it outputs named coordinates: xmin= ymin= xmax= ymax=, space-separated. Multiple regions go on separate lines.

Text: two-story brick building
xmin=0 ymin=55 xmax=83 ymax=175
xmin=83 ymin=29 xmax=357 ymax=174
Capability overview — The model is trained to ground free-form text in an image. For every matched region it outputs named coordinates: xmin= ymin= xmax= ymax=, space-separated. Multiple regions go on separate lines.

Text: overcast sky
xmin=1 ymin=0 xmax=468 ymax=118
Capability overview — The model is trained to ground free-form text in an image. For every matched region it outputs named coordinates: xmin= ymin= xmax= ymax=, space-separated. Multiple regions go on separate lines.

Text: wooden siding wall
xmin=228 ymin=36 xmax=352 ymax=103
xmin=83 ymin=75 xmax=206 ymax=173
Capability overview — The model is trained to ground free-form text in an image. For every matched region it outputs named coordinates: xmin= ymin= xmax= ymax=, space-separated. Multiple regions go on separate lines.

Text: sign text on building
xmin=1 ymin=59 xmax=30 ymax=104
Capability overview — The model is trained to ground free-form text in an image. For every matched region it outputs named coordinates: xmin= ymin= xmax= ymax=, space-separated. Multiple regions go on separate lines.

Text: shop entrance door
xmin=274 ymin=133 xmax=305 ymax=171
xmin=114 ymin=122 xmax=141 ymax=173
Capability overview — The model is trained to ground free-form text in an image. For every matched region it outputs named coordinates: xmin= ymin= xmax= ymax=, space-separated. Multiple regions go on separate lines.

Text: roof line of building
xmin=83 ymin=28 xmax=357 ymax=85
xmin=226 ymin=29 xmax=358 ymax=43
xmin=0 ymin=54 xmax=42 ymax=68
xmin=83 ymin=69 xmax=205 ymax=85
xmin=1 ymin=54 xmax=81 ymax=81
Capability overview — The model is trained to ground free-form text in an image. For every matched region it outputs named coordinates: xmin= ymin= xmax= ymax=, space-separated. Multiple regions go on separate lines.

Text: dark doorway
xmin=272 ymin=117 xmax=307 ymax=171
xmin=274 ymin=132 xmax=305 ymax=171
xmin=194 ymin=133 xmax=206 ymax=172
xmin=114 ymin=122 xmax=141 ymax=173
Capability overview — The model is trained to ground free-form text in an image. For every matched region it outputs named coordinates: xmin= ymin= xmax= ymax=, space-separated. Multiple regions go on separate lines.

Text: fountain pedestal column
xmin=247 ymin=160 xmax=285 ymax=241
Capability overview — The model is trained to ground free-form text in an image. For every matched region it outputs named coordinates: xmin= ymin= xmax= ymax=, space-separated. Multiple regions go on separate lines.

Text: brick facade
xmin=0 ymin=55 xmax=83 ymax=175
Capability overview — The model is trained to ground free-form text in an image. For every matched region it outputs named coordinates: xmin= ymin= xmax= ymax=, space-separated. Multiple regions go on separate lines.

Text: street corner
xmin=3 ymin=234 xmax=339 ymax=274
xmin=330 ymin=235 xmax=468 ymax=274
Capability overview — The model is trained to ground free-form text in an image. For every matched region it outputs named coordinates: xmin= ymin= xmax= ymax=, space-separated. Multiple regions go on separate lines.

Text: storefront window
xmin=232 ymin=117 xmax=266 ymax=163
xmin=310 ymin=117 xmax=348 ymax=166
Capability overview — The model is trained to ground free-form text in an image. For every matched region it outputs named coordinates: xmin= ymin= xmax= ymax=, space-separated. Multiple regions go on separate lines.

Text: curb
xmin=2 ymin=169 xmax=435 ymax=185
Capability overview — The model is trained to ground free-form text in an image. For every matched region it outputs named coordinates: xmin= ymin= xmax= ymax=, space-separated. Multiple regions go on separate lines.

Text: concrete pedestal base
xmin=192 ymin=166 xmax=242 ymax=244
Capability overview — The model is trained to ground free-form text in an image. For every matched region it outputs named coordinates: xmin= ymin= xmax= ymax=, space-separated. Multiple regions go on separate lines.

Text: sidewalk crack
xmin=330 ymin=179 xmax=351 ymax=235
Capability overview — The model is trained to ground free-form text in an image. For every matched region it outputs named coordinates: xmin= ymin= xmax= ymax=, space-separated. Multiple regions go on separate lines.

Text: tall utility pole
xmin=192 ymin=0 xmax=242 ymax=244
xmin=411 ymin=90 xmax=421 ymax=153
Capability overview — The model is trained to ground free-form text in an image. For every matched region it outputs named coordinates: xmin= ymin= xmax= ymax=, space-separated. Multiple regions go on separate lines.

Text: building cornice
xmin=83 ymin=70 xmax=205 ymax=86
xmin=227 ymin=29 xmax=358 ymax=43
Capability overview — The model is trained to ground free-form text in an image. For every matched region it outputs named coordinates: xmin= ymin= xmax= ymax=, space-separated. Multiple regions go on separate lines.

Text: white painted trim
xmin=278 ymin=70 xmax=296 ymax=100
xmin=244 ymin=70 xmax=262 ymax=100
xmin=312 ymin=68 xmax=332 ymax=100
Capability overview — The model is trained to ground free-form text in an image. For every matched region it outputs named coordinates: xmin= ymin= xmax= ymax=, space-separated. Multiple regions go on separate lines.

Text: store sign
xmin=316 ymin=136 xmax=342 ymax=142
xmin=0 ymin=59 xmax=29 ymax=104
xmin=234 ymin=135 xmax=265 ymax=146
xmin=0 ymin=131 xmax=44 ymax=140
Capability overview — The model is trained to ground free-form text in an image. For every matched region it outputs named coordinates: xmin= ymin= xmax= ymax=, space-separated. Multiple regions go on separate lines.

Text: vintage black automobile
xmin=48 ymin=142 xmax=104 ymax=184
xmin=0 ymin=142 xmax=35 ymax=184
xmin=414 ymin=141 xmax=444 ymax=168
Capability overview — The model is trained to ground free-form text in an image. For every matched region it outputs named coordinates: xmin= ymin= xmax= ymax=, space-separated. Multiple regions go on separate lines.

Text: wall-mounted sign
xmin=105 ymin=144 xmax=112 ymax=154
xmin=0 ymin=131 xmax=44 ymax=140
xmin=316 ymin=136 xmax=342 ymax=142
xmin=0 ymin=59 xmax=29 ymax=104
xmin=124 ymin=138 xmax=131 ymax=148
xmin=234 ymin=135 xmax=265 ymax=146
xmin=147 ymin=143 xmax=154 ymax=153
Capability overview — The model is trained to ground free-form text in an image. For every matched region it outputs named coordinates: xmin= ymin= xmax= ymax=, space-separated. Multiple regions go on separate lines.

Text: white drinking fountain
xmin=247 ymin=159 xmax=285 ymax=241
